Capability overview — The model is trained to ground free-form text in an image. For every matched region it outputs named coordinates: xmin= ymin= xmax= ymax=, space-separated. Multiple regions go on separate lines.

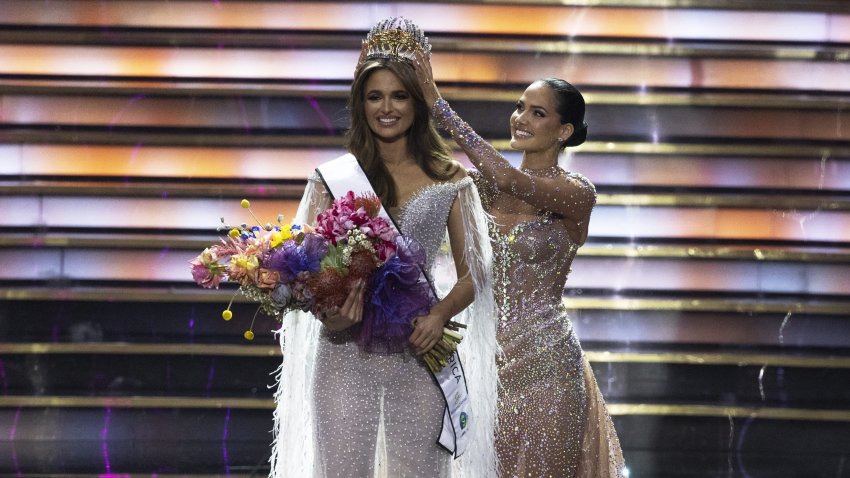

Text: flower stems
xmin=421 ymin=321 xmax=466 ymax=373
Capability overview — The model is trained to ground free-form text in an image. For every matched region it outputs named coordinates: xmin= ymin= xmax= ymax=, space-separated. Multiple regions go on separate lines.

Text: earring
xmin=557 ymin=137 xmax=564 ymax=142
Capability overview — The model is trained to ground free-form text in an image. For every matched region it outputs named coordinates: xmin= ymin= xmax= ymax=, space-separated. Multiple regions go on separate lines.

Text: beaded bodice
xmin=491 ymin=212 xmax=579 ymax=321
xmin=473 ymin=168 xmax=592 ymax=327
xmin=392 ymin=177 xmax=471 ymax=272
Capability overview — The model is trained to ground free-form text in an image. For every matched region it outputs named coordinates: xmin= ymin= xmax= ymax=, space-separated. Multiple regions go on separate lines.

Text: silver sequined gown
xmin=310 ymin=175 xmax=471 ymax=478
xmin=433 ymin=99 xmax=624 ymax=478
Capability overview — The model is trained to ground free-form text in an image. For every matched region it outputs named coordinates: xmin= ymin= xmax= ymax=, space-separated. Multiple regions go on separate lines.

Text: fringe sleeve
xmin=269 ymin=172 xmax=332 ymax=477
xmin=446 ymin=178 xmax=501 ymax=478
xmin=467 ymin=168 xmax=498 ymax=212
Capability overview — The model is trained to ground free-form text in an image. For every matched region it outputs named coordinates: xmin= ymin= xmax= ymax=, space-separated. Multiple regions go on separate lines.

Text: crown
xmin=364 ymin=17 xmax=431 ymax=64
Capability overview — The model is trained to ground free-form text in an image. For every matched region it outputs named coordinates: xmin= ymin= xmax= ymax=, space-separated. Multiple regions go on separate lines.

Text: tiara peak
xmin=364 ymin=17 xmax=431 ymax=64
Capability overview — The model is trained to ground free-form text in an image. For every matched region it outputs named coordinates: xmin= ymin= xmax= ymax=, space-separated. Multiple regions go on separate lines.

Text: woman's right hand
xmin=413 ymin=50 xmax=440 ymax=107
xmin=320 ymin=279 xmax=367 ymax=331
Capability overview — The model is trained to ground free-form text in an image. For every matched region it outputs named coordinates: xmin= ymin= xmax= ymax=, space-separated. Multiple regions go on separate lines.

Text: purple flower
xmin=265 ymin=234 xmax=328 ymax=282
xmin=357 ymin=236 xmax=433 ymax=353
xmin=393 ymin=236 xmax=425 ymax=266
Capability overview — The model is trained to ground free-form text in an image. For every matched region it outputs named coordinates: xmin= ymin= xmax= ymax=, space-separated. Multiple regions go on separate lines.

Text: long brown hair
xmin=345 ymin=59 xmax=455 ymax=207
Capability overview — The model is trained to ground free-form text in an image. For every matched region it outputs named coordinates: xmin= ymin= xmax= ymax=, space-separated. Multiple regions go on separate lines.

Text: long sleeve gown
xmin=432 ymin=99 xmax=625 ymax=478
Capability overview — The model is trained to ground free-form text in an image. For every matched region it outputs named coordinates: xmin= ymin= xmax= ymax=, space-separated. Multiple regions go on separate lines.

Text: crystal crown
xmin=364 ymin=17 xmax=431 ymax=64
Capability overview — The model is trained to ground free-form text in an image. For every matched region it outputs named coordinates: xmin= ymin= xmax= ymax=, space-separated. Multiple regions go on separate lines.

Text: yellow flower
xmin=229 ymin=228 xmax=239 ymax=238
xmin=270 ymin=230 xmax=283 ymax=248
xmin=222 ymin=309 xmax=233 ymax=321
xmin=281 ymin=224 xmax=293 ymax=240
xmin=241 ymin=199 xmax=250 ymax=208
xmin=243 ymin=330 xmax=255 ymax=341
xmin=232 ymin=254 xmax=259 ymax=271
xmin=269 ymin=231 xmax=283 ymax=249
xmin=270 ymin=225 xmax=293 ymax=248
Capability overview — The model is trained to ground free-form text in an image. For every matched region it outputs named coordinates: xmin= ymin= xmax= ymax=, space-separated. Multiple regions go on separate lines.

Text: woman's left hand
xmin=413 ymin=50 xmax=440 ymax=107
xmin=409 ymin=312 xmax=446 ymax=354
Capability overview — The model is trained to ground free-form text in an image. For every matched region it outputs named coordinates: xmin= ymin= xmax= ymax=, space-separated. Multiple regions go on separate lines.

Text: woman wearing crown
xmin=269 ymin=18 xmax=499 ymax=478
xmin=412 ymin=44 xmax=626 ymax=478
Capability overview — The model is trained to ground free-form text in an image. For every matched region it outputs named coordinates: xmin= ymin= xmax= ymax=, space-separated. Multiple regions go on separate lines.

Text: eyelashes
xmin=514 ymin=102 xmax=545 ymax=118
xmin=366 ymin=92 xmax=410 ymax=101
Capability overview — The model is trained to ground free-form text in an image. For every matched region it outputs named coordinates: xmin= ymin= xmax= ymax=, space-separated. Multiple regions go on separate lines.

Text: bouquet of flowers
xmin=189 ymin=193 xmax=464 ymax=372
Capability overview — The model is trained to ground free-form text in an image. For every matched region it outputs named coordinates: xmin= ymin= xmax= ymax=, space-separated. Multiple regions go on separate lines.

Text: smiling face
xmin=362 ymin=69 xmax=415 ymax=144
xmin=509 ymin=81 xmax=573 ymax=154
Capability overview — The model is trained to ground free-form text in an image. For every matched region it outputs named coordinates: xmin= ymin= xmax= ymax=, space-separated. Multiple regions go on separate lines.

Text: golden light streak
xmin=2 ymin=395 xmax=849 ymax=422
xmin=2 ymin=145 xmax=334 ymax=179
xmin=1 ymin=46 xmax=849 ymax=91
xmin=6 ymin=343 xmax=850 ymax=370
xmin=606 ymin=403 xmax=850 ymax=422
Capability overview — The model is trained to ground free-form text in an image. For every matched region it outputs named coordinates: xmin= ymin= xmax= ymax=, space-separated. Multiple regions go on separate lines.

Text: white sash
xmin=316 ymin=153 xmax=471 ymax=458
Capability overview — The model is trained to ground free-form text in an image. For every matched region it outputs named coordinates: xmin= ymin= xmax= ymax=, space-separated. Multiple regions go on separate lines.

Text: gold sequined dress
xmin=433 ymin=99 xmax=624 ymax=478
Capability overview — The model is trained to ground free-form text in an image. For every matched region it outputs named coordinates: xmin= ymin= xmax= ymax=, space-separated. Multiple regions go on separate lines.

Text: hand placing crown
xmin=362 ymin=17 xmax=431 ymax=65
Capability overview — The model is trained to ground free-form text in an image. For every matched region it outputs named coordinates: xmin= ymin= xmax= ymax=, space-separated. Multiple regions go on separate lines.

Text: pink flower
xmin=313 ymin=191 xmax=400 ymax=262
xmin=315 ymin=191 xmax=373 ymax=244
xmin=374 ymin=240 xmax=397 ymax=262
xmin=367 ymin=217 xmax=396 ymax=243
xmin=360 ymin=217 xmax=397 ymax=261
xmin=189 ymin=247 xmax=227 ymax=289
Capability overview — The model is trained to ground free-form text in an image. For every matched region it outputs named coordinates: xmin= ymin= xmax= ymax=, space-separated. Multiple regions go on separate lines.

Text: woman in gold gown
xmin=414 ymin=52 xmax=626 ymax=477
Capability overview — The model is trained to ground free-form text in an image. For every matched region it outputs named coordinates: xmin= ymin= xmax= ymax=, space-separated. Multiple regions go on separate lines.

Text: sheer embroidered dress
xmin=433 ymin=99 xmax=625 ymax=478
xmin=270 ymin=167 xmax=498 ymax=478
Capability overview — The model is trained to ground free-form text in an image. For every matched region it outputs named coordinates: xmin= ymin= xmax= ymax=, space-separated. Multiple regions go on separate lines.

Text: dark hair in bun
xmin=538 ymin=78 xmax=588 ymax=148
